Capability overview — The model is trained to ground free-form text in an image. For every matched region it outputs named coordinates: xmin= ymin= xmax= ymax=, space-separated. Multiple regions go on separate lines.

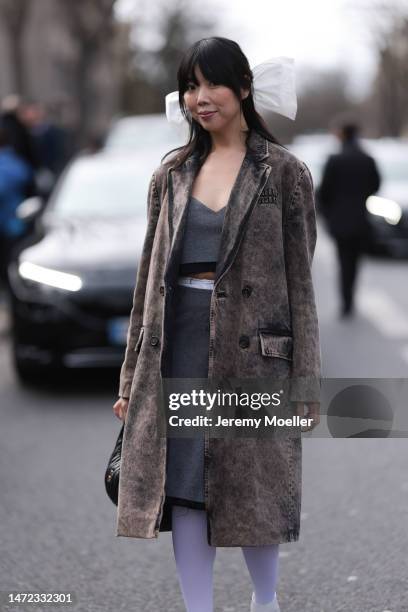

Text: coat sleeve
xmin=283 ymin=163 xmax=322 ymax=403
xmin=118 ymin=171 xmax=162 ymax=399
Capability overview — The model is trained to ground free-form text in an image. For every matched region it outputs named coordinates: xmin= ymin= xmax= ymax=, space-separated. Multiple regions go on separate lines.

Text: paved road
xmin=1 ymin=222 xmax=408 ymax=612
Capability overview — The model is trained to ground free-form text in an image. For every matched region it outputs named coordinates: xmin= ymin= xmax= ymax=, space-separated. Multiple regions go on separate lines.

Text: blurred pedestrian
xmin=0 ymin=125 xmax=33 ymax=288
xmin=1 ymin=95 xmax=38 ymax=169
xmin=19 ymin=99 xmax=70 ymax=199
xmin=1 ymin=94 xmax=38 ymax=198
xmin=317 ymin=119 xmax=381 ymax=317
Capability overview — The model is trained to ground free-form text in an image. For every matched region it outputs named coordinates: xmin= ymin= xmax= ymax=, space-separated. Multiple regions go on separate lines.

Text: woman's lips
xmin=199 ymin=111 xmax=217 ymax=119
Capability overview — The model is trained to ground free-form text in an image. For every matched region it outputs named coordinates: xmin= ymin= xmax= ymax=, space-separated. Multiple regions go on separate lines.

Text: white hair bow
xmin=165 ymin=56 xmax=297 ymax=125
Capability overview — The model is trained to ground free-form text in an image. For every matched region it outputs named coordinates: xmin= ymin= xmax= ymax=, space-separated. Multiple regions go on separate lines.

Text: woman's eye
xmin=186 ymin=81 xmax=220 ymax=94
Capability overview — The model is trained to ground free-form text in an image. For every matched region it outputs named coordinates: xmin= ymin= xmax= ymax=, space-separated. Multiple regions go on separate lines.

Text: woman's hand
xmin=295 ymin=402 xmax=320 ymax=432
xmin=113 ymin=397 xmax=129 ymax=422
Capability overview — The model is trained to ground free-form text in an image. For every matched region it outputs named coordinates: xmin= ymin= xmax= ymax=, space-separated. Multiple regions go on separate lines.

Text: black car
xmin=290 ymin=135 xmax=408 ymax=258
xmin=363 ymin=140 xmax=408 ymax=257
xmin=7 ymin=150 xmax=167 ymax=383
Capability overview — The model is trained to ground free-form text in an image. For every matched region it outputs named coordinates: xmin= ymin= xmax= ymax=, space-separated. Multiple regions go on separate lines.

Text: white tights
xmin=171 ymin=506 xmax=279 ymax=612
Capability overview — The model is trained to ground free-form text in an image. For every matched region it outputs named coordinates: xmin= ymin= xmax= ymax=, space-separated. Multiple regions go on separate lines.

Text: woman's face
xmin=183 ymin=64 xmax=249 ymax=133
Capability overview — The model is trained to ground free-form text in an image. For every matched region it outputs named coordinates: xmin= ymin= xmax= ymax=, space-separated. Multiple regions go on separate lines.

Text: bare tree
xmin=121 ymin=0 xmax=216 ymax=114
xmin=289 ymin=68 xmax=357 ymax=138
xmin=376 ymin=14 xmax=408 ymax=135
xmin=351 ymin=1 xmax=408 ymax=136
xmin=56 ymin=0 xmax=117 ymax=143
xmin=0 ymin=0 xmax=30 ymax=94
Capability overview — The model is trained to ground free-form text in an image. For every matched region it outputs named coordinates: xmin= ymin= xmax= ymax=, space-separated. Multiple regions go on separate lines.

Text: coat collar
xmin=164 ymin=129 xmax=272 ymax=286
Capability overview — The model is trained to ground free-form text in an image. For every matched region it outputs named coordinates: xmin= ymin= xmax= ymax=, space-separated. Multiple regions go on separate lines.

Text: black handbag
xmin=104 ymin=423 xmax=124 ymax=506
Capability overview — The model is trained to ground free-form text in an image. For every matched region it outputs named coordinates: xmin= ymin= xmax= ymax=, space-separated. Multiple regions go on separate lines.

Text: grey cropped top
xmin=179 ymin=196 xmax=226 ymax=275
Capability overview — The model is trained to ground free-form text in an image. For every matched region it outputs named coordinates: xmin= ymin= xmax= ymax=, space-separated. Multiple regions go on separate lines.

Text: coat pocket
xmin=133 ymin=326 xmax=144 ymax=353
xmin=258 ymin=331 xmax=293 ymax=361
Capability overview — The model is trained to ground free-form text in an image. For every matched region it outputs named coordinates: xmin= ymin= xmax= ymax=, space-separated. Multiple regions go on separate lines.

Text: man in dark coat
xmin=316 ymin=121 xmax=381 ymax=317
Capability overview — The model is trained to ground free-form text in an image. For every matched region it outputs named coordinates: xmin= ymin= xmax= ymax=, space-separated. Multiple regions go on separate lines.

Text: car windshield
xmin=50 ymin=157 xmax=151 ymax=219
xmin=105 ymin=116 xmax=186 ymax=151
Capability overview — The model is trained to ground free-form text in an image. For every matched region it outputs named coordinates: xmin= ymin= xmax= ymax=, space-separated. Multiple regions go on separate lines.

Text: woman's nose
xmin=196 ymin=86 xmax=211 ymax=104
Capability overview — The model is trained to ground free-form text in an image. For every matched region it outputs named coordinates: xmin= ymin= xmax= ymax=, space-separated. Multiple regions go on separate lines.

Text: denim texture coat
xmin=116 ymin=129 xmax=321 ymax=546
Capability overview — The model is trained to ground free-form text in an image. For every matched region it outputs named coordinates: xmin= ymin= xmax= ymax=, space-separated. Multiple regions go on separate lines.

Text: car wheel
xmin=12 ymin=340 xmax=63 ymax=387
xmin=14 ymin=357 xmax=46 ymax=386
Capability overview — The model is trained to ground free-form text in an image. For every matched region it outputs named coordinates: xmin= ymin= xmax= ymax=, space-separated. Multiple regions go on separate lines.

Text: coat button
xmin=150 ymin=336 xmax=160 ymax=347
xmin=159 ymin=286 xmax=164 ymax=295
xmin=242 ymin=285 xmax=252 ymax=297
xmin=239 ymin=335 xmax=250 ymax=349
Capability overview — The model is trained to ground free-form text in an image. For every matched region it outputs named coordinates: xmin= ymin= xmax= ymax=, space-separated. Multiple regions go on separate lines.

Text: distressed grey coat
xmin=116 ymin=129 xmax=321 ymax=546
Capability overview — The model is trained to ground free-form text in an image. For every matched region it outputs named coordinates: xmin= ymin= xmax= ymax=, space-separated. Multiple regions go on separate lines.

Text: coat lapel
xmin=164 ymin=129 xmax=272 ymax=286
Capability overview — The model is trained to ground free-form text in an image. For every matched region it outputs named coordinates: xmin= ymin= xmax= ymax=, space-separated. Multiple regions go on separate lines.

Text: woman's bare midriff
xmin=180 ymin=271 xmax=216 ymax=280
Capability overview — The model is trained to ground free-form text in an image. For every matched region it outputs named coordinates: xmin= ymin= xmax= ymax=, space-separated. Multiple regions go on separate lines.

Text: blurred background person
xmin=0 ymin=124 xmax=33 ymax=289
xmin=1 ymin=94 xmax=38 ymax=199
xmin=316 ymin=118 xmax=381 ymax=318
xmin=19 ymin=99 xmax=71 ymax=199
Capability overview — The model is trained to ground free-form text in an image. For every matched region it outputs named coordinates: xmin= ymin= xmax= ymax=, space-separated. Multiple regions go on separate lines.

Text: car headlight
xmin=18 ymin=262 xmax=83 ymax=292
xmin=366 ymin=196 xmax=402 ymax=225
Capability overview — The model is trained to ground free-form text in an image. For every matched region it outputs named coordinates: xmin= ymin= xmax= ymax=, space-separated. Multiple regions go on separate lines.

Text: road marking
xmin=357 ymin=290 xmax=408 ymax=338
xmin=278 ymin=550 xmax=291 ymax=558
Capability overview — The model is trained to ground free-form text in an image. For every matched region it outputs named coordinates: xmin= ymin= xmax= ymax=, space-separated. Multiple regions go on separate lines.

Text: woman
xmin=112 ymin=37 xmax=321 ymax=612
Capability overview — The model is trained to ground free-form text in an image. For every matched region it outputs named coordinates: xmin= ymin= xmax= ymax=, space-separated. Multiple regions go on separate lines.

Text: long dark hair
xmin=162 ymin=37 xmax=286 ymax=169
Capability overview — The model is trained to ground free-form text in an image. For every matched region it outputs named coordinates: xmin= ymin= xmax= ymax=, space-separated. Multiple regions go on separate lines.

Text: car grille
xmin=68 ymin=288 xmax=133 ymax=319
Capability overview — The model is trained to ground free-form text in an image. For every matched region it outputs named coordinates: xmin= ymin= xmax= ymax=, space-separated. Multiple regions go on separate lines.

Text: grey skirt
xmin=164 ymin=278 xmax=213 ymax=510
